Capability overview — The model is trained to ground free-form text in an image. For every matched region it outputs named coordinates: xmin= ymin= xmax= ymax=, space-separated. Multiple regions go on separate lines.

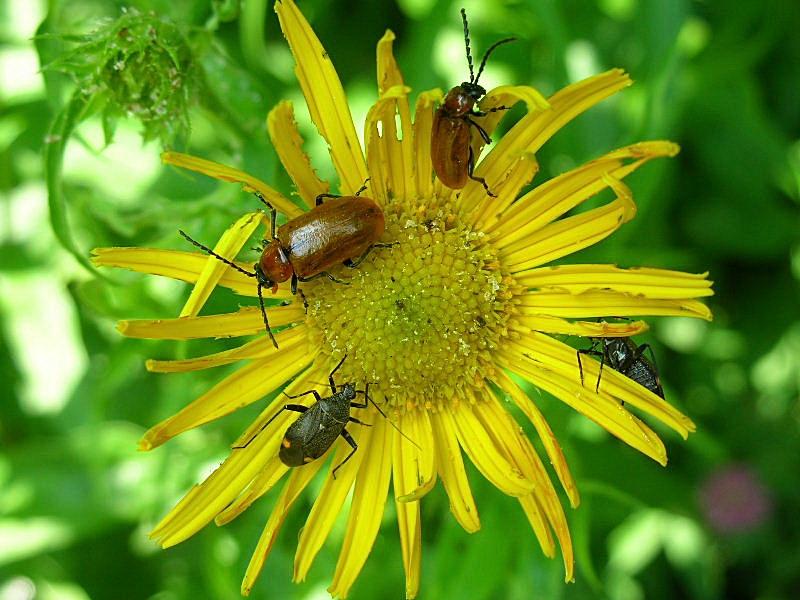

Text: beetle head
xmin=459 ymin=81 xmax=487 ymax=101
xmin=256 ymin=241 xmax=292 ymax=293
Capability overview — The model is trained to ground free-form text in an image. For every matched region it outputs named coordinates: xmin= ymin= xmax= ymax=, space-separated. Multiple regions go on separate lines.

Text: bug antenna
xmin=355 ymin=178 xmax=371 ymax=197
xmin=178 ymin=230 xmax=256 ymax=279
xmin=365 ymin=390 xmax=421 ymax=450
xmin=474 ymin=37 xmax=516 ymax=85
xmin=460 ymin=8 xmax=475 ymax=83
xmin=257 ymin=283 xmax=279 ymax=349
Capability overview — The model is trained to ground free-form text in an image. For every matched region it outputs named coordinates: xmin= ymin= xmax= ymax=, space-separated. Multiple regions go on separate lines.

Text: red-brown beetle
xmin=180 ymin=186 xmax=393 ymax=348
xmin=431 ymin=9 xmax=516 ymax=197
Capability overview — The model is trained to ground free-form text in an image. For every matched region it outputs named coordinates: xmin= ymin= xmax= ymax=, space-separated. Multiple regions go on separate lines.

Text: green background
xmin=1 ymin=0 xmax=799 ymax=598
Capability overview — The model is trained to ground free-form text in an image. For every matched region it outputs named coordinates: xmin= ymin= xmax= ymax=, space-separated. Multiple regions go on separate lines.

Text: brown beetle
xmin=431 ymin=9 xmax=515 ymax=196
xmin=180 ymin=186 xmax=393 ymax=348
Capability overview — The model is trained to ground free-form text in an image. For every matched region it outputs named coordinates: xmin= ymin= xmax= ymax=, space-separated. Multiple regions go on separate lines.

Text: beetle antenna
xmin=178 ymin=230 xmax=255 ymax=279
xmin=354 ymin=178 xmax=371 ymax=197
xmin=257 ymin=283 xmax=279 ymax=349
xmin=460 ymin=8 xmax=475 ymax=83
xmin=474 ymin=37 xmax=516 ymax=85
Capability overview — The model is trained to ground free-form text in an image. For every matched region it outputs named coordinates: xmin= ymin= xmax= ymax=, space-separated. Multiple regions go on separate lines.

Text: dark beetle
xmin=431 ymin=8 xmax=515 ymax=196
xmin=577 ymin=337 xmax=665 ymax=399
xmin=237 ymin=356 xmax=401 ymax=478
xmin=180 ymin=184 xmax=393 ymax=348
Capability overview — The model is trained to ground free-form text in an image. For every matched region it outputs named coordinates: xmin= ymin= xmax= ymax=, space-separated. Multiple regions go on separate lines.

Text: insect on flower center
xmin=302 ymin=200 xmax=515 ymax=412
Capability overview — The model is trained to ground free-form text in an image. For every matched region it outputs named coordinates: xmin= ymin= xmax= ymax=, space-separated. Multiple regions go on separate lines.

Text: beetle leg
xmin=296 ymin=272 xmax=351 ymax=286
xmin=257 ymin=283 xmax=279 ymax=349
xmin=331 ymin=429 xmax=358 ymax=479
xmin=283 ymin=389 xmax=323 ymax=402
xmin=327 ymin=355 xmax=347 ymax=393
xmin=253 ymin=192 xmax=278 ymax=239
xmin=344 ymin=241 xmax=398 ymax=269
xmin=472 ymin=105 xmax=511 ymax=117
xmin=314 ymin=192 xmax=341 ymax=206
xmin=354 ymin=178 xmax=371 ymax=197
xmin=297 ymin=288 xmax=308 ymax=313
xmin=232 ymin=404 xmax=308 ymax=450
xmin=466 ymin=146 xmax=497 ymax=198
xmin=348 ymin=416 xmax=372 ymax=427
xmin=465 ymin=116 xmax=492 ymax=144
xmin=291 ymin=272 xmax=298 ymax=295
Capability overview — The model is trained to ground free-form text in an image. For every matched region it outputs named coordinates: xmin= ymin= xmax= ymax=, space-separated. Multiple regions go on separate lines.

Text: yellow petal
xmin=489 ymin=141 xmax=679 ymax=240
xmin=429 ymin=409 xmax=480 ymax=533
xmin=139 ymin=342 xmax=313 ymax=450
xmin=516 ymin=290 xmax=713 ymax=321
xmin=449 ymin=399 xmax=535 ymax=497
xmin=492 ymin=371 xmax=579 ymax=508
xmin=91 ymin=247 xmax=293 ymax=298
xmin=149 ymin=406 xmax=295 ymax=547
xmin=162 ymin=151 xmax=301 ymax=218
xmin=117 ymin=304 xmax=305 ymax=340
xmin=214 ymin=456 xmax=289 ymax=525
xmin=464 ymin=69 xmax=632 ymax=217
xmin=241 ymin=461 xmax=324 ymax=596
xmin=498 ymin=345 xmax=669 ymax=463
xmin=513 ymin=314 xmax=649 ymax=338
xmin=376 ymin=30 xmax=414 ymax=200
xmin=460 ymin=84 xmax=551 ymax=218
xmin=145 ymin=325 xmax=309 ymax=373
xmin=411 ymin=89 xmax=443 ymax=199
xmin=294 ymin=420 xmax=374 ymax=582
xmin=394 ymin=409 xmax=437 ymax=502
xmin=275 ymin=0 xmax=368 ymax=194
xmin=502 ymin=175 xmax=637 ymax=271
xmin=179 ymin=211 xmax=263 ymax=317
xmin=395 ymin=497 xmax=422 ymax=600
xmin=516 ymin=264 xmax=714 ymax=299
xmin=329 ymin=418 xmax=393 ymax=598
xmin=472 ymin=397 xmax=574 ymax=580
xmin=517 ymin=493 xmax=556 ymax=558
xmin=267 ymin=100 xmax=328 ymax=208
xmin=365 ymin=84 xmax=412 ymax=203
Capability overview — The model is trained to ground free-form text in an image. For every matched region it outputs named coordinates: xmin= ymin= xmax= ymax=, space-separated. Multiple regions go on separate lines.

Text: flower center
xmin=302 ymin=200 xmax=515 ymax=411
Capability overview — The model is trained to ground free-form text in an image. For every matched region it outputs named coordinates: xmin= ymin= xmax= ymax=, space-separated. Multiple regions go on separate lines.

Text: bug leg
xmin=291 ymin=272 xmax=298 ymax=295
xmin=348 ymin=416 xmax=372 ymax=427
xmin=576 ymin=340 xmax=602 ymax=388
xmin=466 ymin=147 xmax=496 ymax=198
xmin=594 ymin=351 xmax=606 ymax=394
xmin=283 ymin=389 xmax=323 ymax=402
xmin=344 ymin=241 xmax=399 ymax=269
xmin=465 ymin=117 xmax=492 ymax=144
xmin=332 ymin=429 xmax=358 ymax=479
xmin=315 ymin=192 xmax=340 ymax=206
xmin=328 ymin=354 xmax=347 ymax=393
xmin=232 ymin=404 xmax=307 ymax=450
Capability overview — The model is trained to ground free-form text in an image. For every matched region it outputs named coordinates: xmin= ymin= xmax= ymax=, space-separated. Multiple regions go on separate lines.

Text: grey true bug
xmin=577 ymin=337 xmax=665 ymax=399
xmin=236 ymin=356 xmax=414 ymax=478
xmin=430 ymin=8 xmax=516 ymax=197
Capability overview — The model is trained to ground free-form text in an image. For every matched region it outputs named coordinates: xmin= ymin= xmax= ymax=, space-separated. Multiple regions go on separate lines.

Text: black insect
xmin=236 ymin=356 xmax=409 ymax=478
xmin=577 ymin=337 xmax=665 ymax=399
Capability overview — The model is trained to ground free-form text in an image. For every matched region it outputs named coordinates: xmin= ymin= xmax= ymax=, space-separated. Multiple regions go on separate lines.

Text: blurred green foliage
xmin=1 ymin=0 xmax=799 ymax=599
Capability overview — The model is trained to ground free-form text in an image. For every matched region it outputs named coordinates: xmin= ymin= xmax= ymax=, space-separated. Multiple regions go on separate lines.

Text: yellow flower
xmin=93 ymin=0 xmax=713 ymax=597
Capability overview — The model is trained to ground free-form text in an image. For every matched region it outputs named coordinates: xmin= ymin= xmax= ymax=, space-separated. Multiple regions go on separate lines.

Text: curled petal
xmin=162 ymin=151 xmax=301 ymax=218
xmin=275 ymin=0 xmax=368 ymax=194
xmin=267 ymin=101 xmax=328 ymax=207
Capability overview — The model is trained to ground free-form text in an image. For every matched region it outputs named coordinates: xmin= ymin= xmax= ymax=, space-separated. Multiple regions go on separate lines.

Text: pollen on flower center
xmin=302 ymin=200 xmax=515 ymax=410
